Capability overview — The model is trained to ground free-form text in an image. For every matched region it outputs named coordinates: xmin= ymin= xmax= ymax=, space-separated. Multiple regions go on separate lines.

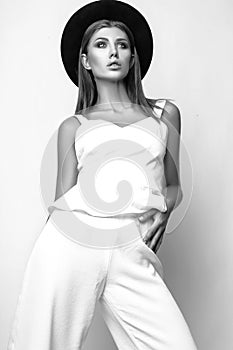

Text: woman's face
xmin=82 ymin=26 xmax=134 ymax=82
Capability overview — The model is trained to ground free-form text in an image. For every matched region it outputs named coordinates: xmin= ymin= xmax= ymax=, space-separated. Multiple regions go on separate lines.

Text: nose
xmin=109 ymin=43 xmax=119 ymax=58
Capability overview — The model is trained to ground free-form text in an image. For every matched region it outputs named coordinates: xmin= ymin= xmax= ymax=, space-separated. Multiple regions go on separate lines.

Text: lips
xmin=107 ymin=61 xmax=121 ymax=67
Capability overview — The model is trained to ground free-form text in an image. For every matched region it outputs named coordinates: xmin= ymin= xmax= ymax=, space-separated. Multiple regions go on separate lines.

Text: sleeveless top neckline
xmin=73 ymin=99 xmax=167 ymax=130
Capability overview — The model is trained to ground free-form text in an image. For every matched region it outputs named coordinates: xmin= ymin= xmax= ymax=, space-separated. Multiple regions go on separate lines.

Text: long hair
xmin=74 ymin=19 xmax=174 ymax=122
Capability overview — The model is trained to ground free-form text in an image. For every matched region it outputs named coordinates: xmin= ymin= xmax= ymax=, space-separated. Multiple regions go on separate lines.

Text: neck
xmin=94 ymin=79 xmax=132 ymax=109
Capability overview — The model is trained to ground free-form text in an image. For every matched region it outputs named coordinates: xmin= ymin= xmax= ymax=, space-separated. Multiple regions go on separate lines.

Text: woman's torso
xmin=48 ymin=99 xmax=168 ymax=219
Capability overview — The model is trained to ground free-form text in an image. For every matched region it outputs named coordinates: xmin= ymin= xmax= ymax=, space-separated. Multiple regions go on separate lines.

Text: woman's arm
xmin=55 ymin=117 xmax=80 ymax=201
xmin=138 ymin=101 xmax=183 ymax=252
xmin=47 ymin=116 xmax=80 ymax=218
xmin=162 ymin=101 xmax=183 ymax=215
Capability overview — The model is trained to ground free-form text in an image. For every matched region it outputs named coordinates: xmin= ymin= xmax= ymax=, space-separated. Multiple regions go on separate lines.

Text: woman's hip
xmin=45 ymin=209 xmax=143 ymax=250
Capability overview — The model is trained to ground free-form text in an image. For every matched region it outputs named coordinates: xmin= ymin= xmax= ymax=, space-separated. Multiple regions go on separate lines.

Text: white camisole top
xmin=48 ymin=99 xmax=168 ymax=219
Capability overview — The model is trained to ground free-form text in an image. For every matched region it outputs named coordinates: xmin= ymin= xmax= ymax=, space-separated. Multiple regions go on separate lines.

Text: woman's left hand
xmin=139 ymin=209 xmax=170 ymax=253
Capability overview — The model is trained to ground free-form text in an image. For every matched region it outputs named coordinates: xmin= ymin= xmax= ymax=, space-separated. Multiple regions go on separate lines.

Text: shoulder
xmin=161 ymin=100 xmax=181 ymax=134
xmin=57 ymin=115 xmax=81 ymax=136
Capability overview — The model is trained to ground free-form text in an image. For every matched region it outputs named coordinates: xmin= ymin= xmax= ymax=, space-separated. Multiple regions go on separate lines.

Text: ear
xmin=129 ymin=54 xmax=135 ymax=69
xmin=81 ymin=53 xmax=92 ymax=70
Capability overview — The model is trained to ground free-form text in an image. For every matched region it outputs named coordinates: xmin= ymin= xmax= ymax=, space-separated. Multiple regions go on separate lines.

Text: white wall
xmin=1 ymin=0 xmax=232 ymax=349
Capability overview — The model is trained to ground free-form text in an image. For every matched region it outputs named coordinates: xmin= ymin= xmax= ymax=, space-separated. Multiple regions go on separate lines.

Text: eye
xmin=119 ymin=42 xmax=128 ymax=49
xmin=119 ymin=42 xmax=129 ymax=49
xmin=96 ymin=41 xmax=106 ymax=48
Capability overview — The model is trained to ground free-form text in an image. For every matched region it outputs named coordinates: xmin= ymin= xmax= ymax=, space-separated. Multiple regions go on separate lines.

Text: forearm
xmin=164 ymin=185 xmax=183 ymax=215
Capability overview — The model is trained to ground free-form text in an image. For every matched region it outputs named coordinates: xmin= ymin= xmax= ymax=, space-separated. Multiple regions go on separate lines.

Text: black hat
xmin=60 ymin=0 xmax=153 ymax=87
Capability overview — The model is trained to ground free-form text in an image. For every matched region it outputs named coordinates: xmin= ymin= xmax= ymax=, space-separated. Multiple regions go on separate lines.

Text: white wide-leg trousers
xmin=7 ymin=211 xmax=198 ymax=350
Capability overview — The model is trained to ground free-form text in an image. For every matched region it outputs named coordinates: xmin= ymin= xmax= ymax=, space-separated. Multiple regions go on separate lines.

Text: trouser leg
xmin=99 ymin=237 xmax=198 ymax=350
xmin=7 ymin=218 xmax=110 ymax=350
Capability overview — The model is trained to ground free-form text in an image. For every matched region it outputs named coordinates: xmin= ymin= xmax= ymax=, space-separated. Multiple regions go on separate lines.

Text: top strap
xmin=73 ymin=114 xmax=87 ymax=124
xmin=154 ymin=99 xmax=166 ymax=118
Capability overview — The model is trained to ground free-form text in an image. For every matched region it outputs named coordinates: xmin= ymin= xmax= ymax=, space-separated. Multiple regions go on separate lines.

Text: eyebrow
xmin=94 ymin=37 xmax=129 ymax=42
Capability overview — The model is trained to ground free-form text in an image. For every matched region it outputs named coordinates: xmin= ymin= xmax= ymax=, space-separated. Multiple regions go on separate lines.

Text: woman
xmin=7 ymin=1 xmax=198 ymax=349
